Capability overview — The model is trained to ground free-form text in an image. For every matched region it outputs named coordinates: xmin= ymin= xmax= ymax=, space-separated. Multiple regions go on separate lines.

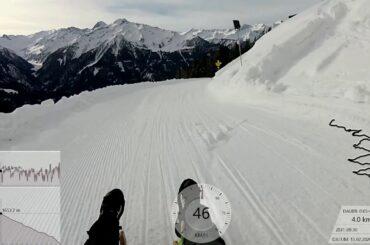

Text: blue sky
xmin=0 ymin=0 xmax=322 ymax=35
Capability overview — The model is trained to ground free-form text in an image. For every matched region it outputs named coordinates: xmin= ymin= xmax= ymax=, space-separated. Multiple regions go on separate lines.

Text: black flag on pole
xmin=233 ymin=20 xmax=241 ymax=30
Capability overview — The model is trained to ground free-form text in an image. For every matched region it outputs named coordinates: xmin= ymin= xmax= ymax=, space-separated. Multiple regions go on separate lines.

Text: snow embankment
xmin=211 ymin=0 xmax=370 ymax=104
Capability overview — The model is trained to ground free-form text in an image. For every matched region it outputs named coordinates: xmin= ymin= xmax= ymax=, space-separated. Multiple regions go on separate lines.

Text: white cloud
xmin=0 ymin=0 xmax=322 ymax=35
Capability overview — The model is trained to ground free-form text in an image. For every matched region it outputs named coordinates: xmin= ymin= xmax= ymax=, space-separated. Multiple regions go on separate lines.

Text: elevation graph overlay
xmin=0 ymin=151 xmax=61 ymax=245
xmin=0 ymin=163 xmax=60 ymax=186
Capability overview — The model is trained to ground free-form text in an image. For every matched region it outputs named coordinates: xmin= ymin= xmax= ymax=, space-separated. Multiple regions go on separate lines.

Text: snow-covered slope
xmin=0 ymin=46 xmax=41 ymax=112
xmin=0 ymin=30 xmax=78 ymax=67
xmin=0 ymin=46 xmax=35 ymax=90
xmin=0 ymin=19 xmax=269 ymax=65
xmin=212 ymin=0 xmax=370 ymax=104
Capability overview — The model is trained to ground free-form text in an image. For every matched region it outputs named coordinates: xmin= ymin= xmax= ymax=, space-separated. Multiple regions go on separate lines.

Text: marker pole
xmin=237 ymin=30 xmax=243 ymax=66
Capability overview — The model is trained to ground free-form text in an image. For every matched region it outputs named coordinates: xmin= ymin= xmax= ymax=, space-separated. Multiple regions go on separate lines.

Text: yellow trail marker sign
xmin=215 ymin=60 xmax=222 ymax=70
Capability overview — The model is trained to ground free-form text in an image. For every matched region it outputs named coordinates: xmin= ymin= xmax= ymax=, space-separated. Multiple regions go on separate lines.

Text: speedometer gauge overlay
xmin=171 ymin=183 xmax=231 ymax=243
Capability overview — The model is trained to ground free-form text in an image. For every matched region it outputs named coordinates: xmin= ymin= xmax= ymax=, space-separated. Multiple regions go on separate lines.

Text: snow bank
xmin=211 ymin=0 xmax=370 ymax=104
xmin=0 ymin=82 xmax=149 ymax=144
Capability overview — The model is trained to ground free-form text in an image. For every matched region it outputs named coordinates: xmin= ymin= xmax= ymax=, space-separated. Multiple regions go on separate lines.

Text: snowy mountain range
xmin=0 ymin=19 xmax=269 ymax=68
xmin=0 ymin=19 xmax=271 ymax=112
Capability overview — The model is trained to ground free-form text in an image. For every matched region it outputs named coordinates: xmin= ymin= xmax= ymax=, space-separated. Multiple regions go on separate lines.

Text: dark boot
xmin=100 ymin=189 xmax=125 ymax=219
xmin=85 ymin=189 xmax=125 ymax=245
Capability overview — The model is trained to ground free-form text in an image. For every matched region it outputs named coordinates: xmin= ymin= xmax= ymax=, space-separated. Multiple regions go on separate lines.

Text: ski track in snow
xmin=0 ymin=78 xmax=370 ymax=244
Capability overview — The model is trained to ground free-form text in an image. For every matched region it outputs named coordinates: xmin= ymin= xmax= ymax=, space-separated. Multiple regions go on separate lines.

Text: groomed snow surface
xmin=1 ymin=0 xmax=370 ymax=244
xmin=0 ymin=78 xmax=369 ymax=244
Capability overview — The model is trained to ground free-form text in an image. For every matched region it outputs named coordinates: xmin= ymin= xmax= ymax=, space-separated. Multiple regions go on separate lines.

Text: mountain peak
xmin=113 ymin=18 xmax=129 ymax=25
xmin=93 ymin=21 xmax=107 ymax=29
xmin=2 ymin=34 xmax=11 ymax=40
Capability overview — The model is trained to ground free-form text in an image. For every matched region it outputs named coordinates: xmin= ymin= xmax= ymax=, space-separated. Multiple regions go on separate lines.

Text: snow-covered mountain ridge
xmin=0 ymin=19 xmax=270 ymax=65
